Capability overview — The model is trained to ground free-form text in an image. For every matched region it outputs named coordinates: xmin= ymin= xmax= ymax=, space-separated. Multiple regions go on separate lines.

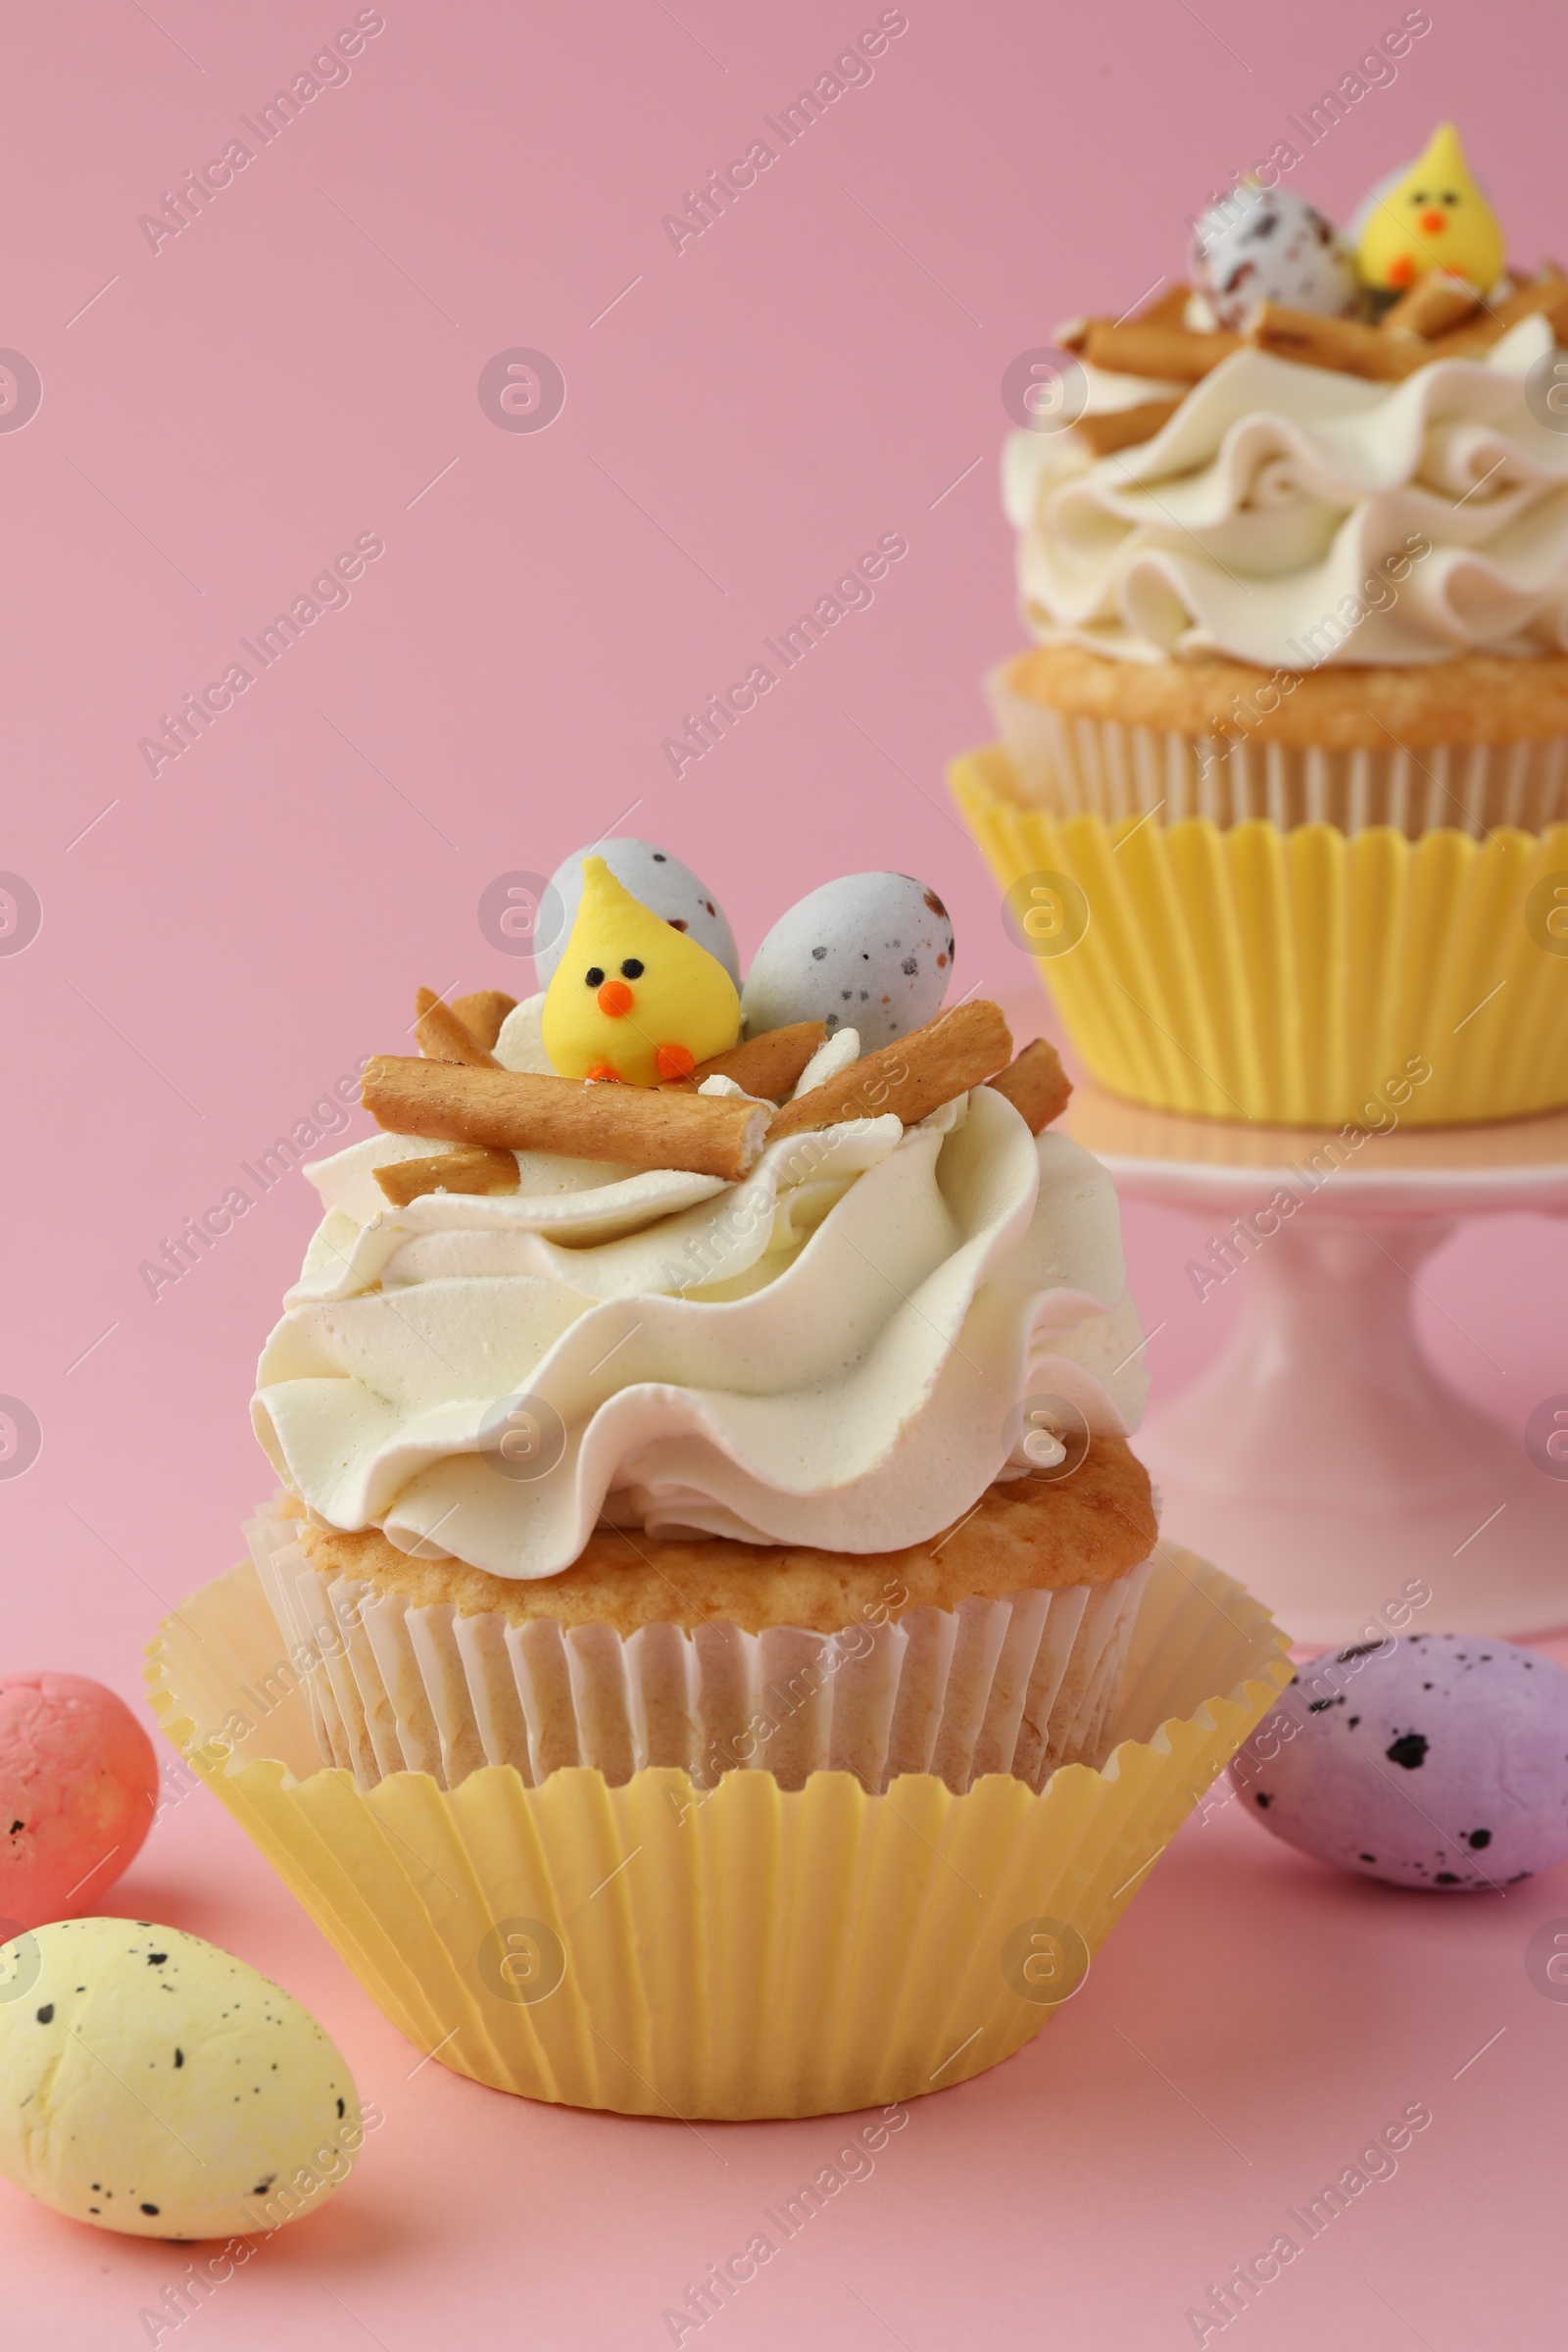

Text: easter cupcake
xmin=957 ymin=123 xmax=1568 ymax=1126
xmin=142 ymin=840 xmax=1291 ymax=2120
xmin=247 ymin=850 xmax=1157 ymax=1799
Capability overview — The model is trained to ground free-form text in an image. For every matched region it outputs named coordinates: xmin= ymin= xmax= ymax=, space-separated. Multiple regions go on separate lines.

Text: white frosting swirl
xmin=1005 ymin=317 xmax=1568 ymax=666
xmin=251 ymin=1004 xmax=1145 ymax=1579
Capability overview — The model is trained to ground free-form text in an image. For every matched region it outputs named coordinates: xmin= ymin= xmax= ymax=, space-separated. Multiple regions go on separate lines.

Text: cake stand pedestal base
xmin=1060 ymin=1086 xmax=1568 ymax=1648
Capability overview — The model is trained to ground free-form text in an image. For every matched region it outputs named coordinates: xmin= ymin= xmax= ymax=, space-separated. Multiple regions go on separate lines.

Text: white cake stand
xmin=1058 ymin=1082 xmax=1568 ymax=1648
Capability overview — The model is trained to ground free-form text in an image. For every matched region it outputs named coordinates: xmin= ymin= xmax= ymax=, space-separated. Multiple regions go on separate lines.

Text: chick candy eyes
xmin=585 ymin=965 xmax=606 ymax=987
xmin=584 ymin=958 xmax=645 ymax=986
xmin=620 ymin=958 xmax=644 ymax=978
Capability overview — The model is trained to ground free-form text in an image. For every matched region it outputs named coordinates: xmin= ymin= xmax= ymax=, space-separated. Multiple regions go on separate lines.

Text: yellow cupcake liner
xmin=144 ymin=1544 xmax=1289 ymax=2121
xmin=953 ymin=743 xmax=1568 ymax=1127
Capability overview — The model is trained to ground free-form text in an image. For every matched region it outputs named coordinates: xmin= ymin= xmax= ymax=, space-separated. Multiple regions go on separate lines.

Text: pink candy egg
xmin=0 ymin=1675 xmax=160 ymax=1931
xmin=1231 ymin=1634 xmax=1568 ymax=1890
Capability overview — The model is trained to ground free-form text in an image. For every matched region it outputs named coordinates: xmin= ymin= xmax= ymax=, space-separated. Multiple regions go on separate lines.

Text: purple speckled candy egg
xmin=1230 ymin=1633 xmax=1568 ymax=1891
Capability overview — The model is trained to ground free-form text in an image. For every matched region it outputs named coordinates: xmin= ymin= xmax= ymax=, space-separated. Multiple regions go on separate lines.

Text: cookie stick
xmin=450 ymin=990 xmax=516 ymax=1052
xmin=987 ymin=1038 xmax=1072 ymax=1135
xmin=376 ymin=1147 xmax=520 ymax=1206
xmin=1248 ymin=305 xmax=1431 ymax=380
xmin=1072 ymin=399 xmax=1183 ymax=459
xmin=1079 ymin=319 xmax=1242 ymax=381
xmin=1057 ymin=282 xmax=1191 ymax=354
xmin=662 ymin=1021 xmax=827 ymax=1102
xmin=1135 ymin=282 xmax=1193 ymax=329
xmin=415 ymin=986 xmax=500 ymax=1068
xmin=1426 ymin=270 xmax=1568 ymax=359
xmin=768 ymin=1001 xmax=1012 ymax=1140
xmin=1380 ymin=274 xmax=1481 ymax=340
xmin=377 ymin=993 xmax=517 ymax=1200
xmin=362 ymin=1057 xmax=771 ymax=1181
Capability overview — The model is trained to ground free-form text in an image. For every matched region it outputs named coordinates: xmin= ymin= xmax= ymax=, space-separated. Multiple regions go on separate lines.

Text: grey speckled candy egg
xmin=1231 ymin=1634 xmax=1568 ymax=1890
xmin=535 ymin=839 xmax=738 ymax=988
xmin=0 ymin=1919 xmax=362 ymax=2237
xmin=1192 ymin=184 xmax=1359 ymax=331
xmin=741 ymin=873 xmax=955 ymax=1050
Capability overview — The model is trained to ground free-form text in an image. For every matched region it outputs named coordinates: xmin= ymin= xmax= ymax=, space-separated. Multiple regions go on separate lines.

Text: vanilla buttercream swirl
xmin=252 ymin=1011 xmax=1146 ymax=1579
xmin=1004 ymin=317 xmax=1568 ymax=666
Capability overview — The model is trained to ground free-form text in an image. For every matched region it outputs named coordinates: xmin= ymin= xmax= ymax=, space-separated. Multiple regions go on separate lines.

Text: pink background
xmin=4 ymin=1 xmax=1568 ymax=2343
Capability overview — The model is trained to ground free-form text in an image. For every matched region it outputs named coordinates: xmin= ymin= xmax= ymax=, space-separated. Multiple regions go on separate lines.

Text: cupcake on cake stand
xmin=959 ymin=128 xmax=1568 ymax=1643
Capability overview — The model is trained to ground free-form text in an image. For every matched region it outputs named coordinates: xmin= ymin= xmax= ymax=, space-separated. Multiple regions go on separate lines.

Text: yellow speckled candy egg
xmin=0 ymin=1919 xmax=361 ymax=2239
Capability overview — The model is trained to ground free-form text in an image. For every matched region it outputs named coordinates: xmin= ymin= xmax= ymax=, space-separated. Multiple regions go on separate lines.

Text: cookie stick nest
xmin=370 ymin=995 xmax=1028 ymax=1197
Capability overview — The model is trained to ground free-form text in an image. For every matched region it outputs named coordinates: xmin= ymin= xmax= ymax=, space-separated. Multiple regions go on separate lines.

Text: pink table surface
xmin=4 ymin=1 xmax=1568 ymax=2344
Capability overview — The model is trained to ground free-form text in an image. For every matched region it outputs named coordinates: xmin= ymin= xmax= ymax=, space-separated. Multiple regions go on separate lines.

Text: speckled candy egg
xmin=1232 ymin=1633 xmax=1568 ymax=1890
xmin=0 ymin=1674 xmax=159 ymax=1931
xmin=0 ymin=1919 xmax=361 ymax=2237
xmin=741 ymin=873 xmax=955 ymax=1050
xmin=1192 ymin=184 xmax=1360 ymax=331
xmin=534 ymin=838 xmax=739 ymax=988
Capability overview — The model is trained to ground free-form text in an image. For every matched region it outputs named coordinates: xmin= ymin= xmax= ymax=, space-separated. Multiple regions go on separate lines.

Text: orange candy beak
xmin=597 ymin=980 xmax=634 ymax=1016
xmin=1419 ymin=210 xmax=1446 ymax=235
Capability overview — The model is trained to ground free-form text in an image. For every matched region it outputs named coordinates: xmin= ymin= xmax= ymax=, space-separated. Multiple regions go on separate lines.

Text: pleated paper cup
xmin=143 ymin=1543 xmax=1289 ymax=2121
xmin=242 ymin=1498 xmax=1151 ymax=1803
xmin=987 ymin=662 xmax=1568 ymax=841
xmin=953 ymin=742 xmax=1568 ymax=1128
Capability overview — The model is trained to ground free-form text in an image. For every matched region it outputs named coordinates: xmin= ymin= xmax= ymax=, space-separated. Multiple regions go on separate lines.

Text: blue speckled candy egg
xmin=535 ymin=839 xmax=738 ymax=988
xmin=1231 ymin=1633 xmax=1568 ymax=1890
xmin=740 ymin=873 xmax=955 ymax=1051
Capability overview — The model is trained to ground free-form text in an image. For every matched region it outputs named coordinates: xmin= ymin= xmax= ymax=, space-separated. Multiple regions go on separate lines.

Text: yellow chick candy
xmin=1357 ymin=122 xmax=1505 ymax=295
xmin=541 ymin=855 xmax=741 ymax=1086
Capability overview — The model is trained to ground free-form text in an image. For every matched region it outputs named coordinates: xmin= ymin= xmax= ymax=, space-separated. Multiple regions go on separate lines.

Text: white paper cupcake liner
xmin=244 ymin=1497 xmax=1152 ymax=1801
xmin=987 ymin=662 xmax=1568 ymax=840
